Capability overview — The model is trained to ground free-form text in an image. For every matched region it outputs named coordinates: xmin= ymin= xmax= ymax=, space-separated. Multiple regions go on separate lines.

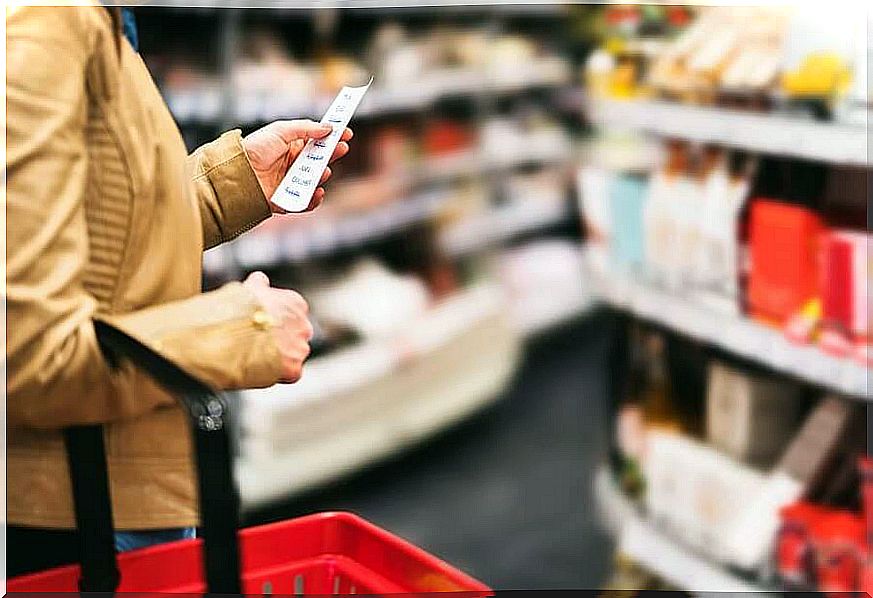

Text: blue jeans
xmin=115 ymin=527 xmax=196 ymax=552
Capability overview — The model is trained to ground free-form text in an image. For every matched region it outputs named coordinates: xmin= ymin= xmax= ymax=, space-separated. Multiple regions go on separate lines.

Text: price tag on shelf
xmin=270 ymin=77 xmax=373 ymax=213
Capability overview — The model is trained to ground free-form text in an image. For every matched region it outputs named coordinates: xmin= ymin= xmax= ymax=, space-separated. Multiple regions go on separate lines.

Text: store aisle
xmin=246 ymin=312 xmax=616 ymax=589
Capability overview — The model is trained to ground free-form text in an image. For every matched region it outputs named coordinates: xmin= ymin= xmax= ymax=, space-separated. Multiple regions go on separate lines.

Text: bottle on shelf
xmin=639 ymin=333 xmax=683 ymax=434
xmin=643 ymin=139 xmax=689 ymax=288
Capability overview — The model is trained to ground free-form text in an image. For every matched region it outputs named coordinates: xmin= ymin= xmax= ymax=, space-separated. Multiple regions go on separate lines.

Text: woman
xmin=6 ymin=5 xmax=353 ymax=575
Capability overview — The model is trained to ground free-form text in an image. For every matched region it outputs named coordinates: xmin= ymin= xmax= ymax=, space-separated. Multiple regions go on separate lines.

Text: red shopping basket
xmin=7 ymin=324 xmax=490 ymax=595
xmin=8 ymin=511 xmax=490 ymax=594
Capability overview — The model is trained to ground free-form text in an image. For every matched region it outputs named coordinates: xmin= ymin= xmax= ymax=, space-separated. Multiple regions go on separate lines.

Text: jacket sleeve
xmin=6 ymin=7 xmax=283 ymax=431
xmin=188 ymin=129 xmax=273 ymax=250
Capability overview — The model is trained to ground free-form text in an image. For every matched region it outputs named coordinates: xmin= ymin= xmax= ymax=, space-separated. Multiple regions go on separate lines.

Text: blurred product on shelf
xmin=496 ymin=240 xmax=591 ymax=335
xmin=236 ymin=282 xmax=521 ymax=506
xmin=693 ymin=150 xmax=751 ymax=314
xmin=779 ymin=7 xmax=864 ymax=121
xmin=612 ymin=328 xmax=702 ymax=501
xmin=438 ymin=166 xmax=571 ymax=257
xmin=640 ymin=393 xmax=863 ymax=576
xmin=163 ymin=67 xmax=224 ymax=124
xmin=153 ymin=21 xmax=571 ymax=125
xmin=584 ymin=4 xmax=869 ymax=124
xmin=635 ymin=333 xmax=683 ymax=434
xmin=608 ymin=173 xmax=646 ymax=275
xmin=818 ymin=231 xmax=871 ymax=365
xmin=423 ymin=119 xmax=476 ymax=157
xmin=648 ymin=7 xmax=789 ymax=104
xmin=576 ymin=166 xmax=612 ymax=277
xmin=614 ymin=404 xmax=646 ymax=501
xmin=777 ymin=501 xmax=866 ymax=594
xmin=309 ymin=260 xmax=431 ymax=340
xmin=580 ymin=140 xmax=756 ymax=305
xmin=645 ymin=430 xmax=766 ymax=563
xmin=370 ymin=125 xmax=416 ymax=175
xmin=575 ymin=136 xmax=660 ymax=279
xmin=641 ymin=140 xmax=694 ymax=290
xmin=724 ymin=395 xmax=864 ymax=572
xmin=233 ymin=29 xmax=319 ymax=123
xmin=480 ymin=114 xmax=572 ymax=167
xmin=746 ymin=200 xmax=823 ymax=326
xmin=776 ymin=456 xmax=873 ymax=594
xmin=705 ymin=361 xmax=804 ymax=468
xmin=577 ymin=139 xmax=871 ymax=372
xmin=367 ymin=23 xmax=425 ymax=88
xmin=582 ymin=5 xmax=692 ymax=101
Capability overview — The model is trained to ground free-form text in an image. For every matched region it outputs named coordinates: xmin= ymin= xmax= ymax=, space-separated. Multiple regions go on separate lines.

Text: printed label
xmin=270 ymin=77 xmax=374 ymax=212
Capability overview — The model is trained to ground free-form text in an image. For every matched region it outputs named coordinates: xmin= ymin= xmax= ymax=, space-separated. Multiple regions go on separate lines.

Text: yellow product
xmin=609 ymin=61 xmax=639 ymax=99
xmin=781 ymin=52 xmax=852 ymax=98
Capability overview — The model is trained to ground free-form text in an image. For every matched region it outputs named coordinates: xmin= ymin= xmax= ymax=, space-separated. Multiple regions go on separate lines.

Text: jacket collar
xmin=100 ymin=4 xmax=139 ymax=51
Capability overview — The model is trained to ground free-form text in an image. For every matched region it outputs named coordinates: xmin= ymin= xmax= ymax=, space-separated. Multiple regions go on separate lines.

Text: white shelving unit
xmin=236 ymin=283 xmax=522 ymax=506
xmin=203 ymin=191 xmax=446 ymax=274
xmin=153 ymin=1 xmax=571 ymax=14
xmin=594 ymin=466 xmax=772 ymax=596
xmin=620 ymin=517 xmax=771 ymax=596
xmin=590 ymin=272 xmax=871 ymax=401
xmin=439 ymin=197 xmax=571 ymax=256
xmin=203 ymin=146 xmax=575 ymax=274
xmin=587 ymin=98 xmax=870 ymax=167
xmin=169 ymin=61 xmax=571 ymax=125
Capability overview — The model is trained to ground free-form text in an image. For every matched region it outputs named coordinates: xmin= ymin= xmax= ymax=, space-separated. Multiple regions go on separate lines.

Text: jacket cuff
xmin=192 ymin=129 xmax=272 ymax=244
xmin=96 ymin=283 xmax=283 ymax=390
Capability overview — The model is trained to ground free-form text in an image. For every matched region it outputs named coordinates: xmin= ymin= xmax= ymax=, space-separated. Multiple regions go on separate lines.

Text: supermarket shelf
xmin=513 ymin=291 xmax=595 ymax=336
xmin=440 ymin=199 xmax=573 ymax=257
xmin=594 ymin=465 xmax=771 ymax=596
xmin=620 ymin=516 xmax=771 ymax=596
xmin=149 ymin=1 xmax=570 ymax=13
xmin=204 ymin=190 xmax=446 ymax=274
xmin=169 ymin=62 xmax=571 ymax=125
xmin=587 ymin=98 xmax=870 ymax=167
xmin=418 ymin=144 xmax=571 ymax=181
xmin=203 ymin=146 xmax=573 ymax=273
xmin=236 ymin=284 xmax=521 ymax=506
xmin=590 ymin=272 xmax=871 ymax=401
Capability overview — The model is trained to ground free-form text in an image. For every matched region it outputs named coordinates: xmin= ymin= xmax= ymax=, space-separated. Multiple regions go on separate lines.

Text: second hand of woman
xmin=239 ymin=118 xmax=354 ymax=382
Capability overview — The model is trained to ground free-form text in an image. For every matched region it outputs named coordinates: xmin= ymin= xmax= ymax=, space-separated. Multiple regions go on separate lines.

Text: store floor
xmin=246 ymin=311 xmax=617 ymax=590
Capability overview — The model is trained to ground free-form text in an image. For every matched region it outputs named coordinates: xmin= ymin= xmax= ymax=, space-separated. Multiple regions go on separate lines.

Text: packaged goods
xmin=747 ymin=200 xmax=824 ymax=325
xmin=609 ymin=174 xmax=648 ymax=274
xmin=706 ymin=361 xmax=804 ymax=467
xmin=818 ymin=231 xmax=871 ymax=363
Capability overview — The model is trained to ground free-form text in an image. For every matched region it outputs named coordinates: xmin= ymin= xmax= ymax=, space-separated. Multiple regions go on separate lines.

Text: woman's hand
xmin=243 ymin=271 xmax=314 ymax=383
xmin=243 ymin=119 xmax=353 ymax=213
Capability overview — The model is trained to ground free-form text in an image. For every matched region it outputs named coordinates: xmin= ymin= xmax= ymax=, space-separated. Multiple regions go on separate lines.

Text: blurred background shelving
xmin=139 ymin=2 xmax=869 ymax=594
xmin=585 ymin=98 xmax=870 ymax=166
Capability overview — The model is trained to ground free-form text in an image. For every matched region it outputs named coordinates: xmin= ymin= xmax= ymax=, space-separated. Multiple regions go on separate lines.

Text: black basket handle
xmin=64 ymin=321 xmax=243 ymax=593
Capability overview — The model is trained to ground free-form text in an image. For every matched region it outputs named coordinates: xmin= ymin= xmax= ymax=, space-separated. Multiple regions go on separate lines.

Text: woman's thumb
xmin=244 ymin=271 xmax=270 ymax=287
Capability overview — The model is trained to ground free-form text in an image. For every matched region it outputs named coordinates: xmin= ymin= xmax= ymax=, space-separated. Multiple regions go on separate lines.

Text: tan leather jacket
xmin=6 ymin=5 xmax=284 ymax=529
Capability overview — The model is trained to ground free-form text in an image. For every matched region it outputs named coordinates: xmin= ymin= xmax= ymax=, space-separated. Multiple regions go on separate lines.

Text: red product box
xmin=747 ymin=200 xmax=824 ymax=325
xmin=422 ymin=120 xmax=475 ymax=156
xmin=818 ymin=231 xmax=871 ymax=360
xmin=811 ymin=511 xmax=865 ymax=595
xmin=778 ymin=502 xmax=827 ymax=589
xmin=860 ymin=457 xmax=873 ymax=546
